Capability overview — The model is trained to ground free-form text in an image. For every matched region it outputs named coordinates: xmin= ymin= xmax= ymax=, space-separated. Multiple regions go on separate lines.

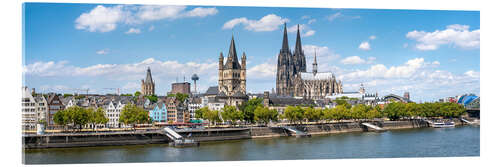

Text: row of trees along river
xmin=195 ymin=98 xmax=466 ymax=126
xmin=48 ymin=97 xmax=466 ymax=131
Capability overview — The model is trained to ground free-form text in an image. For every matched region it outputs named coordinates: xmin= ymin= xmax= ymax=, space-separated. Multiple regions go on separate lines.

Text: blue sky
xmin=23 ymin=3 xmax=480 ymax=102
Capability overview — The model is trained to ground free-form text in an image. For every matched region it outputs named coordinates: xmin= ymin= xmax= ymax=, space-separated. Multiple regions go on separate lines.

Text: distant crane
xmin=191 ymin=73 xmax=199 ymax=94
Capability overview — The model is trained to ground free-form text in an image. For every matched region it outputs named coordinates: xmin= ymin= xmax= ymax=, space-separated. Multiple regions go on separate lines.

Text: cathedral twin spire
xmin=276 ymin=23 xmax=307 ymax=96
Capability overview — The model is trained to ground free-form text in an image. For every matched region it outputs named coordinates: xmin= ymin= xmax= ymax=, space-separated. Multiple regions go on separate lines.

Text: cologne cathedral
xmin=276 ymin=24 xmax=343 ymax=99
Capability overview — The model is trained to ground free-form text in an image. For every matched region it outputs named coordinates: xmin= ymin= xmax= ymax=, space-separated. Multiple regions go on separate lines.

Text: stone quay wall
xmin=24 ymin=119 xmax=466 ymax=149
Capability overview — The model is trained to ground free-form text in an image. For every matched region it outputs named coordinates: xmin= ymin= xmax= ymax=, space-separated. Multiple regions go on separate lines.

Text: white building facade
xmin=22 ymin=87 xmax=37 ymax=129
xmin=105 ymin=101 xmax=125 ymax=128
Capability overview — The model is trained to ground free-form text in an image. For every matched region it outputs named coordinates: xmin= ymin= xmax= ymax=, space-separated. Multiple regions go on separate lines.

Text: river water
xmin=24 ymin=126 xmax=479 ymax=164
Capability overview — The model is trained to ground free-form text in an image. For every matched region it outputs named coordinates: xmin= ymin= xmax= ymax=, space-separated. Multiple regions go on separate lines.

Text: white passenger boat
xmin=432 ymin=121 xmax=455 ymax=128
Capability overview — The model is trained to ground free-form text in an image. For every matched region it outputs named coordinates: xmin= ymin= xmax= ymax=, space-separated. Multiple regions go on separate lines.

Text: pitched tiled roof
xmin=268 ymin=97 xmax=315 ymax=106
xmin=205 ymin=86 xmax=219 ymax=95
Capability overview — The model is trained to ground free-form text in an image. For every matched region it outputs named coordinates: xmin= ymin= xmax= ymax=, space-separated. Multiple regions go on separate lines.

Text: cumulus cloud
xmin=358 ymin=42 xmax=371 ymax=50
xmin=406 ymin=24 xmax=480 ymax=50
xmin=75 ymin=5 xmax=127 ymax=32
xmin=303 ymin=45 xmax=340 ymax=62
xmin=341 ymin=56 xmax=366 ymax=65
xmin=75 ymin=5 xmax=218 ymax=32
xmin=464 ymin=70 xmax=479 ymax=78
xmin=338 ymin=58 xmax=479 ymax=101
xmin=222 ymin=14 xmax=289 ymax=32
xmin=23 ymin=58 xmax=218 ymax=80
xmin=342 ymin=58 xmax=426 ymax=79
xmin=340 ymin=56 xmax=376 ymax=65
xmin=369 ymin=35 xmax=376 ymax=40
xmin=184 ymin=7 xmax=218 ymax=17
xmin=125 ymin=28 xmax=141 ymax=34
xmin=287 ymin=24 xmax=316 ymax=37
xmin=247 ymin=63 xmax=276 ymax=80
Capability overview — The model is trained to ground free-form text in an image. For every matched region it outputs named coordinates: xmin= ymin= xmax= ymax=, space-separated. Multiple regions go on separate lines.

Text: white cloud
xmin=125 ymin=28 xmax=141 ymax=34
xmin=327 ymin=12 xmax=342 ymax=21
xmin=222 ymin=14 xmax=289 ymax=32
xmin=327 ymin=12 xmax=360 ymax=21
xmin=406 ymin=24 xmax=480 ymax=50
xmin=148 ymin=25 xmax=155 ymax=31
xmin=303 ymin=30 xmax=315 ymax=37
xmin=24 ymin=58 xmax=218 ymax=80
xmin=301 ymin=15 xmax=310 ymax=20
xmin=367 ymin=57 xmax=376 ymax=64
xmin=341 ymin=56 xmax=366 ymax=65
xmin=75 ymin=5 xmax=127 ymax=32
xmin=342 ymin=58 xmax=426 ymax=79
xmin=287 ymin=24 xmax=316 ymax=37
xmin=184 ymin=7 xmax=218 ymax=17
xmin=337 ymin=58 xmax=479 ymax=101
xmin=369 ymin=35 xmax=376 ymax=40
xmin=358 ymin=41 xmax=371 ymax=50
xmin=96 ymin=49 xmax=110 ymax=55
xmin=303 ymin=45 xmax=340 ymax=62
xmin=464 ymin=70 xmax=479 ymax=78
xmin=135 ymin=6 xmax=218 ymax=21
xmin=75 ymin=5 xmax=218 ymax=32
xmin=135 ymin=5 xmax=187 ymax=21
xmin=247 ymin=63 xmax=276 ymax=79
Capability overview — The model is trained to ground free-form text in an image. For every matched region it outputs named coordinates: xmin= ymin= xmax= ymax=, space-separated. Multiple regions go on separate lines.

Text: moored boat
xmin=432 ymin=121 xmax=455 ymax=128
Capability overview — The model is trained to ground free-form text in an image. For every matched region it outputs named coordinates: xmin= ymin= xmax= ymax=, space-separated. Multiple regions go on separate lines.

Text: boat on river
xmin=431 ymin=121 xmax=455 ymax=128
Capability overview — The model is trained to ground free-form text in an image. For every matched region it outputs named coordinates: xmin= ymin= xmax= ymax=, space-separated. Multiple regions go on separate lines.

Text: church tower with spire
xmin=218 ymin=35 xmax=247 ymax=106
xmin=141 ymin=67 xmax=155 ymax=96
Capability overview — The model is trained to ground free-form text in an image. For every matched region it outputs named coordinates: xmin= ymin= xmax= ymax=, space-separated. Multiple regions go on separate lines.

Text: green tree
xmin=304 ymin=107 xmax=322 ymax=123
xmin=63 ymin=94 xmax=73 ymax=98
xmin=239 ymin=98 xmax=263 ymax=124
xmin=175 ymin=93 xmax=189 ymax=102
xmin=195 ymin=107 xmax=209 ymax=119
xmin=282 ymin=106 xmax=305 ymax=124
xmin=70 ymin=107 xmax=91 ymax=130
xmin=88 ymin=107 xmax=108 ymax=131
xmin=254 ymin=106 xmax=278 ymax=126
xmin=335 ymin=96 xmax=352 ymax=109
xmin=119 ymin=104 xmax=150 ymax=130
xmin=383 ymin=102 xmax=406 ymax=121
xmin=53 ymin=109 xmax=71 ymax=131
xmin=333 ymin=105 xmax=350 ymax=120
xmin=145 ymin=94 xmax=158 ymax=103
xmin=203 ymin=109 xmax=222 ymax=126
xmin=405 ymin=103 xmax=420 ymax=119
xmin=351 ymin=104 xmax=370 ymax=120
xmin=221 ymin=106 xmax=243 ymax=126
xmin=134 ymin=91 xmax=141 ymax=97
xmin=322 ymin=108 xmax=335 ymax=122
